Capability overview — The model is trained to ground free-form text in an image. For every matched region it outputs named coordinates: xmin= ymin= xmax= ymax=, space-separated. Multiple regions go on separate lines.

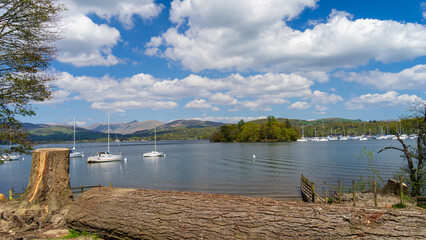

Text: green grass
xmin=392 ymin=203 xmax=408 ymax=209
xmin=62 ymin=229 xmax=99 ymax=239
xmin=417 ymin=203 xmax=426 ymax=209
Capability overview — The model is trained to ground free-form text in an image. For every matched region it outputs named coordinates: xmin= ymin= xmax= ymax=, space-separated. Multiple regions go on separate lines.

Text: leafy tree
xmin=379 ymin=102 xmax=426 ymax=196
xmin=0 ymin=0 xmax=63 ymax=161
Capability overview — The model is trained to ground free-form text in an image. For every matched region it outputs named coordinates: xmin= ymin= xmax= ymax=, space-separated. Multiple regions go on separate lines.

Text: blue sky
xmin=22 ymin=0 xmax=426 ymax=126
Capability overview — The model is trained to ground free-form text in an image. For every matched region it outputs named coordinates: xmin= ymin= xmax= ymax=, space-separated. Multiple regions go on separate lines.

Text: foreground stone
xmin=66 ymin=187 xmax=426 ymax=239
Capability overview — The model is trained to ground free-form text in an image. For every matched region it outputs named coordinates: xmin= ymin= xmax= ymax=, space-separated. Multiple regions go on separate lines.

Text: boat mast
xmin=73 ymin=116 xmax=76 ymax=150
xmin=107 ymin=112 xmax=110 ymax=153
xmin=154 ymin=127 xmax=157 ymax=152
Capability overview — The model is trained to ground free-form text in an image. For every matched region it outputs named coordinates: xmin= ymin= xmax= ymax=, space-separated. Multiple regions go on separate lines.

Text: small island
xmin=210 ymin=116 xmax=299 ymax=142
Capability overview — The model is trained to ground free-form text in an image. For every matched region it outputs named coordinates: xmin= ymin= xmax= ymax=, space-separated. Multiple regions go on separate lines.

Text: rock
xmin=381 ymin=179 xmax=409 ymax=195
xmin=0 ymin=194 xmax=6 ymax=201
xmin=42 ymin=229 xmax=69 ymax=238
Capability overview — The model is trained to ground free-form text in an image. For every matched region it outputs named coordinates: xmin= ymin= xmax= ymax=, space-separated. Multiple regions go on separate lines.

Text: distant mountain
xmin=21 ymin=123 xmax=50 ymax=130
xmin=159 ymin=119 xmax=223 ymax=129
xmin=86 ymin=120 xmax=164 ymax=134
xmin=27 ymin=124 xmax=108 ymax=143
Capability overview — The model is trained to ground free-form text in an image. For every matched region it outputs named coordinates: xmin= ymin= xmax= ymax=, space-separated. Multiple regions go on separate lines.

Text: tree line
xmin=210 ymin=116 xmax=298 ymax=142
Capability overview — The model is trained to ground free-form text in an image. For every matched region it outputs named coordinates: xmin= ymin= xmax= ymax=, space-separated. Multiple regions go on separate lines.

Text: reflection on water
xmin=0 ymin=140 xmax=411 ymax=200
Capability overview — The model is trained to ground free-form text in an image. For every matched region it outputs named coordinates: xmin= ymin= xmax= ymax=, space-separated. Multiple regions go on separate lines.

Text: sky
xmin=20 ymin=0 xmax=426 ymax=126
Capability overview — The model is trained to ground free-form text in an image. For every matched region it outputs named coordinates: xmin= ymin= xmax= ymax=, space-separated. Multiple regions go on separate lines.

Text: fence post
xmin=373 ymin=181 xmax=378 ymax=207
xmin=324 ymin=181 xmax=327 ymax=204
xmin=338 ymin=180 xmax=341 ymax=204
xmin=353 ymin=180 xmax=356 ymax=206
xmin=311 ymin=182 xmax=315 ymax=203
xmin=9 ymin=189 xmax=13 ymax=200
xmin=110 ymin=182 xmax=112 ymax=188
xmin=399 ymin=176 xmax=404 ymax=205
xmin=81 ymin=185 xmax=84 ymax=193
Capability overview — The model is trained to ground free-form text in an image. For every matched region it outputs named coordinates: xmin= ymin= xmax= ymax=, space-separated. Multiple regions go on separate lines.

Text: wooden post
xmin=311 ymin=182 xmax=315 ymax=203
xmin=9 ymin=189 xmax=13 ymax=200
xmin=338 ymin=180 xmax=341 ymax=204
xmin=399 ymin=176 xmax=404 ymax=205
xmin=352 ymin=180 xmax=356 ymax=206
xmin=81 ymin=185 xmax=84 ymax=192
xmin=373 ymin=181 xmax=378 ymax=207
xmin=110 ymin=182 xmax=112 ymax=188
xmin=324 ymin=181 xmax=327 ymax=204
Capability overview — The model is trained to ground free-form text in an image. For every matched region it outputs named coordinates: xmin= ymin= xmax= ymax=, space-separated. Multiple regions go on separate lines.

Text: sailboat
xmin=1 ymin=129 xmax=20 ymax=161
xmin=143 ymin=128 xmax=164 ymax=157
xmin=87 ymin=112 xmax=123 ymax=163
xmin=297 ymin=125 xmax=308 ymax=142
xmin=69 ymin=116 xmax=84 ymax=158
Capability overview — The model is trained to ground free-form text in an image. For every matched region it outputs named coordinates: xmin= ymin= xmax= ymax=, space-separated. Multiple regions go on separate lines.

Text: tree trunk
xmin=21 ymin=148 xmax=73 ymax=211
xmin=66 ymin=187 xmax=426 ymax=239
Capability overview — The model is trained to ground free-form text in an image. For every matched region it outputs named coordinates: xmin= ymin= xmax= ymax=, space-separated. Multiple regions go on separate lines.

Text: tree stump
xmin=381 ymin=179 xmax=409 ymax=196
xmin=20 ymin=148 xmax=73 ymax=210
xmin=66 ymin=187 xmax=426 ymax=239
xmin=1 ymin=148 xmax=73 ymax=236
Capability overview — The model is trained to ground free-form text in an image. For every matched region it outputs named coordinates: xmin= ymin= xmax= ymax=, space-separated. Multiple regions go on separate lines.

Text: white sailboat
xmin=143 ymin=128 xmax=164 ymax=157
xmin=69 ymin=116 xmax=84 ymax=158
xmin=87 ymin=113 xmax=122 ymax=163
xmin=1 ymin=130 xmax=20 ymax=161
xmin=297 ymin=125 xmax=308 ymax=142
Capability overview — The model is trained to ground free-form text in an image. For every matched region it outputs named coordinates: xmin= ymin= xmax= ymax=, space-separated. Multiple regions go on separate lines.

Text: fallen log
xmin=66 ymin=187 xmax=426 ymax=239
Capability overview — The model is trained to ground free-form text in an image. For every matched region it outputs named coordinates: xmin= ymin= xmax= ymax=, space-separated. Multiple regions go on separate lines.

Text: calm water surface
xmin=0 ymin=140 xmax=412 ymax=200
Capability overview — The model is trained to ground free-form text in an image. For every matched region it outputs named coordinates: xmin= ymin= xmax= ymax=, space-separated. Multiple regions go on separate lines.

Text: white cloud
xmin=309 ymin=90 xmax=343 ymax=105
xmin=209 ymin=92 xmax=238 ymax=105
xmin=422 ymin=2 xmax=426 ymax=19
xmin=184 ymin=99 xmax=212 ymax=109
xmin=344 ymin=91 xmax=423 ymax=110
xmin=315 ymin=105 xmax=329 ymax=111
xmin=288 ymin=101 xmax=311 ymax=109
xmin=336 ymin=64 xmax=426 ymax=91
xmin=190 ymin=116 xmax=266 ymax=123
xmin=50 ymin=71 xmax=340 ymax=112
xmin=57 ymin=0 xmax=163 ymax=66
xmin=148 ymin=2 xmax=426 ymax=72
xmin=62 ymin=0 xmax=163 ymax=29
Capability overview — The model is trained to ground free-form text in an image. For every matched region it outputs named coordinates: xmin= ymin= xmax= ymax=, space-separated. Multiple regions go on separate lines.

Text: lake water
xmin=0 ymin=140 xmax=412 ymax=200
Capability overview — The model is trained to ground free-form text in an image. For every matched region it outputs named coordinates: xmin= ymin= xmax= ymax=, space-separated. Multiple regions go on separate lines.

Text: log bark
xmin=66 ymin=187 xmax=426 ymax=239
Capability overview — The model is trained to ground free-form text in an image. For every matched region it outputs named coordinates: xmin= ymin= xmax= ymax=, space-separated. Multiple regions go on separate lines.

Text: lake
xmin=0 ymin=139 xmax=412 ymax=200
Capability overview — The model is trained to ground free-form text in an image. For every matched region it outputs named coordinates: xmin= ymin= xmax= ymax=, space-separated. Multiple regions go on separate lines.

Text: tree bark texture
xmin=66 ymin=187 xmax=426 ymax=239
xmin=21 ymin=148 xmax=72 ymax=211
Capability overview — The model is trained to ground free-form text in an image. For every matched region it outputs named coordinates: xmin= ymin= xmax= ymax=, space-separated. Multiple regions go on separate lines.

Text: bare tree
xmin=378 ymin=102 xmax=425 ymax=196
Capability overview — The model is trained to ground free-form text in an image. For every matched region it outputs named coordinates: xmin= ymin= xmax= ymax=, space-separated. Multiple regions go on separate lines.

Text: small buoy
xmin=253 ymin=155 xmax=256 ymax=158
xmin=164 ymin=154 xmax=166 ymax=157
xmin=124 ymin=158 xmax=127 ymax=161
xmin=22 ymin=158 xmax=24 ymax=160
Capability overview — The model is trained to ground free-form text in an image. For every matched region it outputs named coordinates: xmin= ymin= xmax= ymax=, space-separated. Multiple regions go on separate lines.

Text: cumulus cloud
xmin=49 ymin=71 xmax=332 ymax=112
xmin=344 ymin=91 xmax=423 ymax=110
xmin=336 ymin=64 xmax=426 ymax=91
xmin=190 ymin=116 xmax=266 ymax=123
xmin=184 ymin=99 xmax=212 ymax=109
xmin=288 ymin=101 xmax=311 ymax=109
xmin=57 ymin=0 xmax=163 ymax=66
xmin=147 ymin=1 xmax=426 ymax=72
xmin=309 ymin=90 xmax=343 ymax=105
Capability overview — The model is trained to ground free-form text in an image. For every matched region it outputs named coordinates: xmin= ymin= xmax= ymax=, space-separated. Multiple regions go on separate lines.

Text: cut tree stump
xmin=1 ymin=148 xmax=73 ymax=235
xmin=21 ymin=148 xmax=73 ymax=210
xmin=66 ymin=187 xmax=426 ymax=239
